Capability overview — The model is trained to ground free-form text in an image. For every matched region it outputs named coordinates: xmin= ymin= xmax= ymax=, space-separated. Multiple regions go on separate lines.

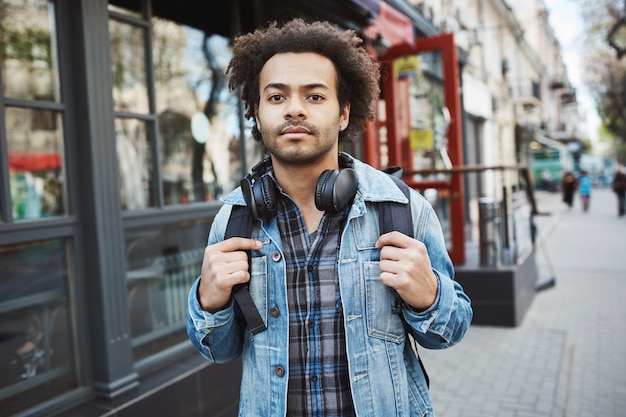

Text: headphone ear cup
xmin=315 ymin=170 xmax=338 ymax=212
xmin=315 ymin=168 xmax=357 ymax=213
xmin=332 ymin=168 xmax=357 ymax=212
xmin=255 ymin=175 xmax=277 ymax=220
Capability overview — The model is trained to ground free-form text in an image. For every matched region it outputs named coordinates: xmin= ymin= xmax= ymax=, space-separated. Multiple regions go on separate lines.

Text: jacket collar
xmin=222 ymin=152 xmax=409 ymax=206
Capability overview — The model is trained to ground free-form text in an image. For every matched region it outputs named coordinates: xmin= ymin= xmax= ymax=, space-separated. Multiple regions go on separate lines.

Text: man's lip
xmin=281 ymin=126 xmax=310 ymax=134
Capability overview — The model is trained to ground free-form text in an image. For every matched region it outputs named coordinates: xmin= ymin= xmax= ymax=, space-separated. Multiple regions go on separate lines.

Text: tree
xmin=578 ymin=0 xmax=626 ymax=161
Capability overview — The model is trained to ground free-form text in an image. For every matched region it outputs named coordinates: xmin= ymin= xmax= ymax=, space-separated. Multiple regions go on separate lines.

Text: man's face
xmin=256 ymin=52 xmax=350 ymax=166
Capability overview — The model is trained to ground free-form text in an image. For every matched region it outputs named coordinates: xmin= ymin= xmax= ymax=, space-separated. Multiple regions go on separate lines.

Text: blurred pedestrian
xmin=540 ymin=169 xmax=554 ymax=191
xmin=578 ymin=170 xmax=592 ymax=212
xmin=612 ymin=164 xmax=626 ymax=217
xmin=561 ymin=171 xmax=578 ymax=210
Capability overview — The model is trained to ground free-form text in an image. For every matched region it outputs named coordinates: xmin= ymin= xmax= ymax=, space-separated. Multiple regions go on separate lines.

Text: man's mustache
xmin=274 ymin=121 xmax=319 ymax=136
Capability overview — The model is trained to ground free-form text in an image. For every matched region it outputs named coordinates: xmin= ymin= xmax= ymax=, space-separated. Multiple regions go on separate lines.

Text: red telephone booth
xmin=364 ymin=33 xmax=466 ymax=264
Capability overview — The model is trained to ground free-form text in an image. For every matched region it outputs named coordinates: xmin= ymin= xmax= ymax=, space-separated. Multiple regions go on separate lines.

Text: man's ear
xmin=340 ymin=102 xmax=351 ymax=129
xmin=254 ymin=104 xmax=260 ymax=130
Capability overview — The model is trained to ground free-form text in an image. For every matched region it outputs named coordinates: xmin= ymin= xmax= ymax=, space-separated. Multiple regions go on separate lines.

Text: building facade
xmin=409 ymin=0 xmax=579 ymax=231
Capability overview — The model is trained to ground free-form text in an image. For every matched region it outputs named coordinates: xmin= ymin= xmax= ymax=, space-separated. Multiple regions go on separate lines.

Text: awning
xmin=9 ymin=152 xmax=62 ymax=172
xmin=363 ymin=1 xmax=414 ymax=48
xmin=384 ymin=0 xmax=439 ymax=37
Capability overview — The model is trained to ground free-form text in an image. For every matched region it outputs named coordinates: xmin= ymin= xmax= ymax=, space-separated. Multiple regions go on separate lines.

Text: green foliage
xmin=0 ymin=28 xmax=51 ymax=62
xmin=577 ymin=0 xmax=626 ymax=149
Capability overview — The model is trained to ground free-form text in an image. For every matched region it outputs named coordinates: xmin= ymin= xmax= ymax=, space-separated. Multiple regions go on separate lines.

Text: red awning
xmin=9 ymin=151 xmax=62 ymax=172
xmin=363 ymin=1 xmax=414 ymax=47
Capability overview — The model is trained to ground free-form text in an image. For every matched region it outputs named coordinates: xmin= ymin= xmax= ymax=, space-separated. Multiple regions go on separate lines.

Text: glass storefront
xmin=125 ymin=218 xmax=212 ymax=363
xmin=109 ymin=8 xmax=264 ymax=210
xmin=2 ymin=0 xmax=66 ymax=223
xmin=1 ymin=1 xmax=60 ymax=103
xmin=152 ymin=22 xmax=247 ymax=204
xmin=0 ymin=240 xmax=78 ymax=417
xmin=1 ymin=1 xmax=80 ymax=415
xmin=7 ymin=108 xmax=66 ymax=220
xmin=115 ymin=117 xmax=153 ymax=209
xmin=107 ymin=3 xmax=263 ymax=366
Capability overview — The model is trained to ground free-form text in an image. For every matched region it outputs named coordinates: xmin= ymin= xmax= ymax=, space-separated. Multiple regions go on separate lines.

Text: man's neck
xmin=271 ymin=153 xmax=340 ymax=232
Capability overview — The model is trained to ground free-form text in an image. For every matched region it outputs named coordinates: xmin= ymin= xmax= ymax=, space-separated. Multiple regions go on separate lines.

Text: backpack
xmin=223 ymin=167 xmax=429 ymax=386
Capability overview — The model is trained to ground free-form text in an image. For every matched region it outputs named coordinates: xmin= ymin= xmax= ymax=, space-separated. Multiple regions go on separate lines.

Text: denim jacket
xmin=187 ymin=155 xmax=473 ymax=417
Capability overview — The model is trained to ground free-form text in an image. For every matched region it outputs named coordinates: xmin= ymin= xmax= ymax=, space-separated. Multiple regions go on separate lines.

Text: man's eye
xmin=309 ymin=94 xmax=323 ymax=101
xmin=268 ymin=95 xmax=284 ymax=102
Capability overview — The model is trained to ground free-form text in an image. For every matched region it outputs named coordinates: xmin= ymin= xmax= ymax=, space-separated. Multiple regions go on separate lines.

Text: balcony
xmin=561 ymin=89 xmax=577 ymax=105
xmin=549 ymin=79 xmax=565 ymax=89
xmin=509 ymin=79 xmax=542 ymax=110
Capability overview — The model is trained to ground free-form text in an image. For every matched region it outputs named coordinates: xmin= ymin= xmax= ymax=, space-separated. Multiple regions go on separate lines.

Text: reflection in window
xmin=0 ymin=240 xmax=78 ymax=416
xmin=152 ymin=19 xmax=263 ymax=204
xmin=0 ymin=0 xmax=60 ymax=102
xmin=6 ymin=107 xmax=66 ymax=220
xmin=116 ymin=117 xmax=153 ymax=210
xmin=394 ymin=52 xmax=449 ymax=181
xmin=109 ymin=19 xmax=149 ymax=114
xmin=124 ymin=218 xmax=212 ymax=363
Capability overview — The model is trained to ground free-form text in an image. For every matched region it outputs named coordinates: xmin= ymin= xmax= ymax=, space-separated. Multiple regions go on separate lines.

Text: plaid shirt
xmin=276 ymin=193 xmax=355 ymax=417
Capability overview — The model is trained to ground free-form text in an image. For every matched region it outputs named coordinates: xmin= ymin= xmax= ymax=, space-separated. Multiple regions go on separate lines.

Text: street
xmin=422 ymin=187 xmax=626 ymax=417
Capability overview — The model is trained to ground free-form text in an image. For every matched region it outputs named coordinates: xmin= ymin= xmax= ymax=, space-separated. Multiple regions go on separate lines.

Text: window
xmin=0 ymin=240 xmax=78 ymax=416
xmin=7 ymin=108 xmax=66 ymax=220
xmin=108 ymin=3 xmax=262 ymax=365
xmin=0 ymin=2 xmax=80 ymax=415
xmin=125 ymin=218 xmax=212 ymax=362
xmin=152 ymin=24 xmax=248 ymax=204
xmin=2 ymin=1 xmax=66 ymax=222
xmin=109 ymin=7 xmax=263 ymax=210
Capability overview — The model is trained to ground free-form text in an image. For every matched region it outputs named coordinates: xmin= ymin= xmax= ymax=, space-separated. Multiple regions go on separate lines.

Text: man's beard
xmin=260 ymin=120 xmax=339 ymax=166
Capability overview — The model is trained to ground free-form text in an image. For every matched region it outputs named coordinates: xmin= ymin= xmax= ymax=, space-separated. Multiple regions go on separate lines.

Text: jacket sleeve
xmin=401 ymin=191 xmax=473 ymax=349
xmin=186 ymin=204 xmax=244 ymax=363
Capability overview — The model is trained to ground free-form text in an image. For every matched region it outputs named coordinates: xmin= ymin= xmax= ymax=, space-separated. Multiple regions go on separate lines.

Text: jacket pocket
xmin=364 ymin=261 xmax=405 ymax=343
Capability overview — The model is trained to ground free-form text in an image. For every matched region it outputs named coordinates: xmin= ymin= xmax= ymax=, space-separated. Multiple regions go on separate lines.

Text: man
xmin=187 ymin=19 xmax=472 ymax=417
xmin=612 ymin=164 xmax=626 ymax=216
xmin=577 ymin=170 xmax=592 ymax=212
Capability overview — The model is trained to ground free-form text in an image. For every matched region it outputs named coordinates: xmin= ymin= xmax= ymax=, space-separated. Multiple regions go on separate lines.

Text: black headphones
xmin=240 ymin=154 xmax=358 ymax=221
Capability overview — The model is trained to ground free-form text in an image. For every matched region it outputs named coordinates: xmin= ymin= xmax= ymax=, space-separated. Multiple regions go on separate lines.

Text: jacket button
xmin=272 ymin=252 xmax=281 ymax=262
xmin=270 ymin=307 xmax=280 ymax=317
xmin=274 ymin=366 xmax=285 ymax=377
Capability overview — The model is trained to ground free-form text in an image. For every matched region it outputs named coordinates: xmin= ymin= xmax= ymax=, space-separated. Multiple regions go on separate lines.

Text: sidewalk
xmin=422 ymin=187 xmax=626 ymax=417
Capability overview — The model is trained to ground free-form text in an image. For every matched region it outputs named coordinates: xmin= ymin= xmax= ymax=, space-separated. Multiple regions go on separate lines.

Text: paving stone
xmin=423 ymin=188 xmax=626 ymax=417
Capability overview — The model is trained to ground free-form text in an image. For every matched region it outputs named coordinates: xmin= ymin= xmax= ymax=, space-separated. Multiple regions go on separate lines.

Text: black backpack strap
xmin=224 ymin=205 xmax=267 ymax=335
xmin=379 ymin=175 xmax=413 ymax=236
xmin=378 ymin=174 xmax=429 ymax=388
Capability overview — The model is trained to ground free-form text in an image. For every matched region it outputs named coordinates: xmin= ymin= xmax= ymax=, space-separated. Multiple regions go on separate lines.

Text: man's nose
xmin=284 ymin=97 xmax=306 ymax=120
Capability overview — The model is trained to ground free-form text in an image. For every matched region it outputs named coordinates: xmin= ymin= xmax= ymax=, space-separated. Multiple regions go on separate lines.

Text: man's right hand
xmin=198 ymin=237 xmax=263 ymax=313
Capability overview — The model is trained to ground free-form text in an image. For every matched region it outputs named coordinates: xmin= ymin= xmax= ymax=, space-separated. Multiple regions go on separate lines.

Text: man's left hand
xmin=375 ymin=231 xmax=438 ymax=312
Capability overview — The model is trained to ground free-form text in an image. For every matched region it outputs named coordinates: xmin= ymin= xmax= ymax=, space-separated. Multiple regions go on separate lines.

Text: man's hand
xmin=375 ymin=231 xmax=438 ymax=312
xmin=198 ymin=237 xmax=262 ymax=313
